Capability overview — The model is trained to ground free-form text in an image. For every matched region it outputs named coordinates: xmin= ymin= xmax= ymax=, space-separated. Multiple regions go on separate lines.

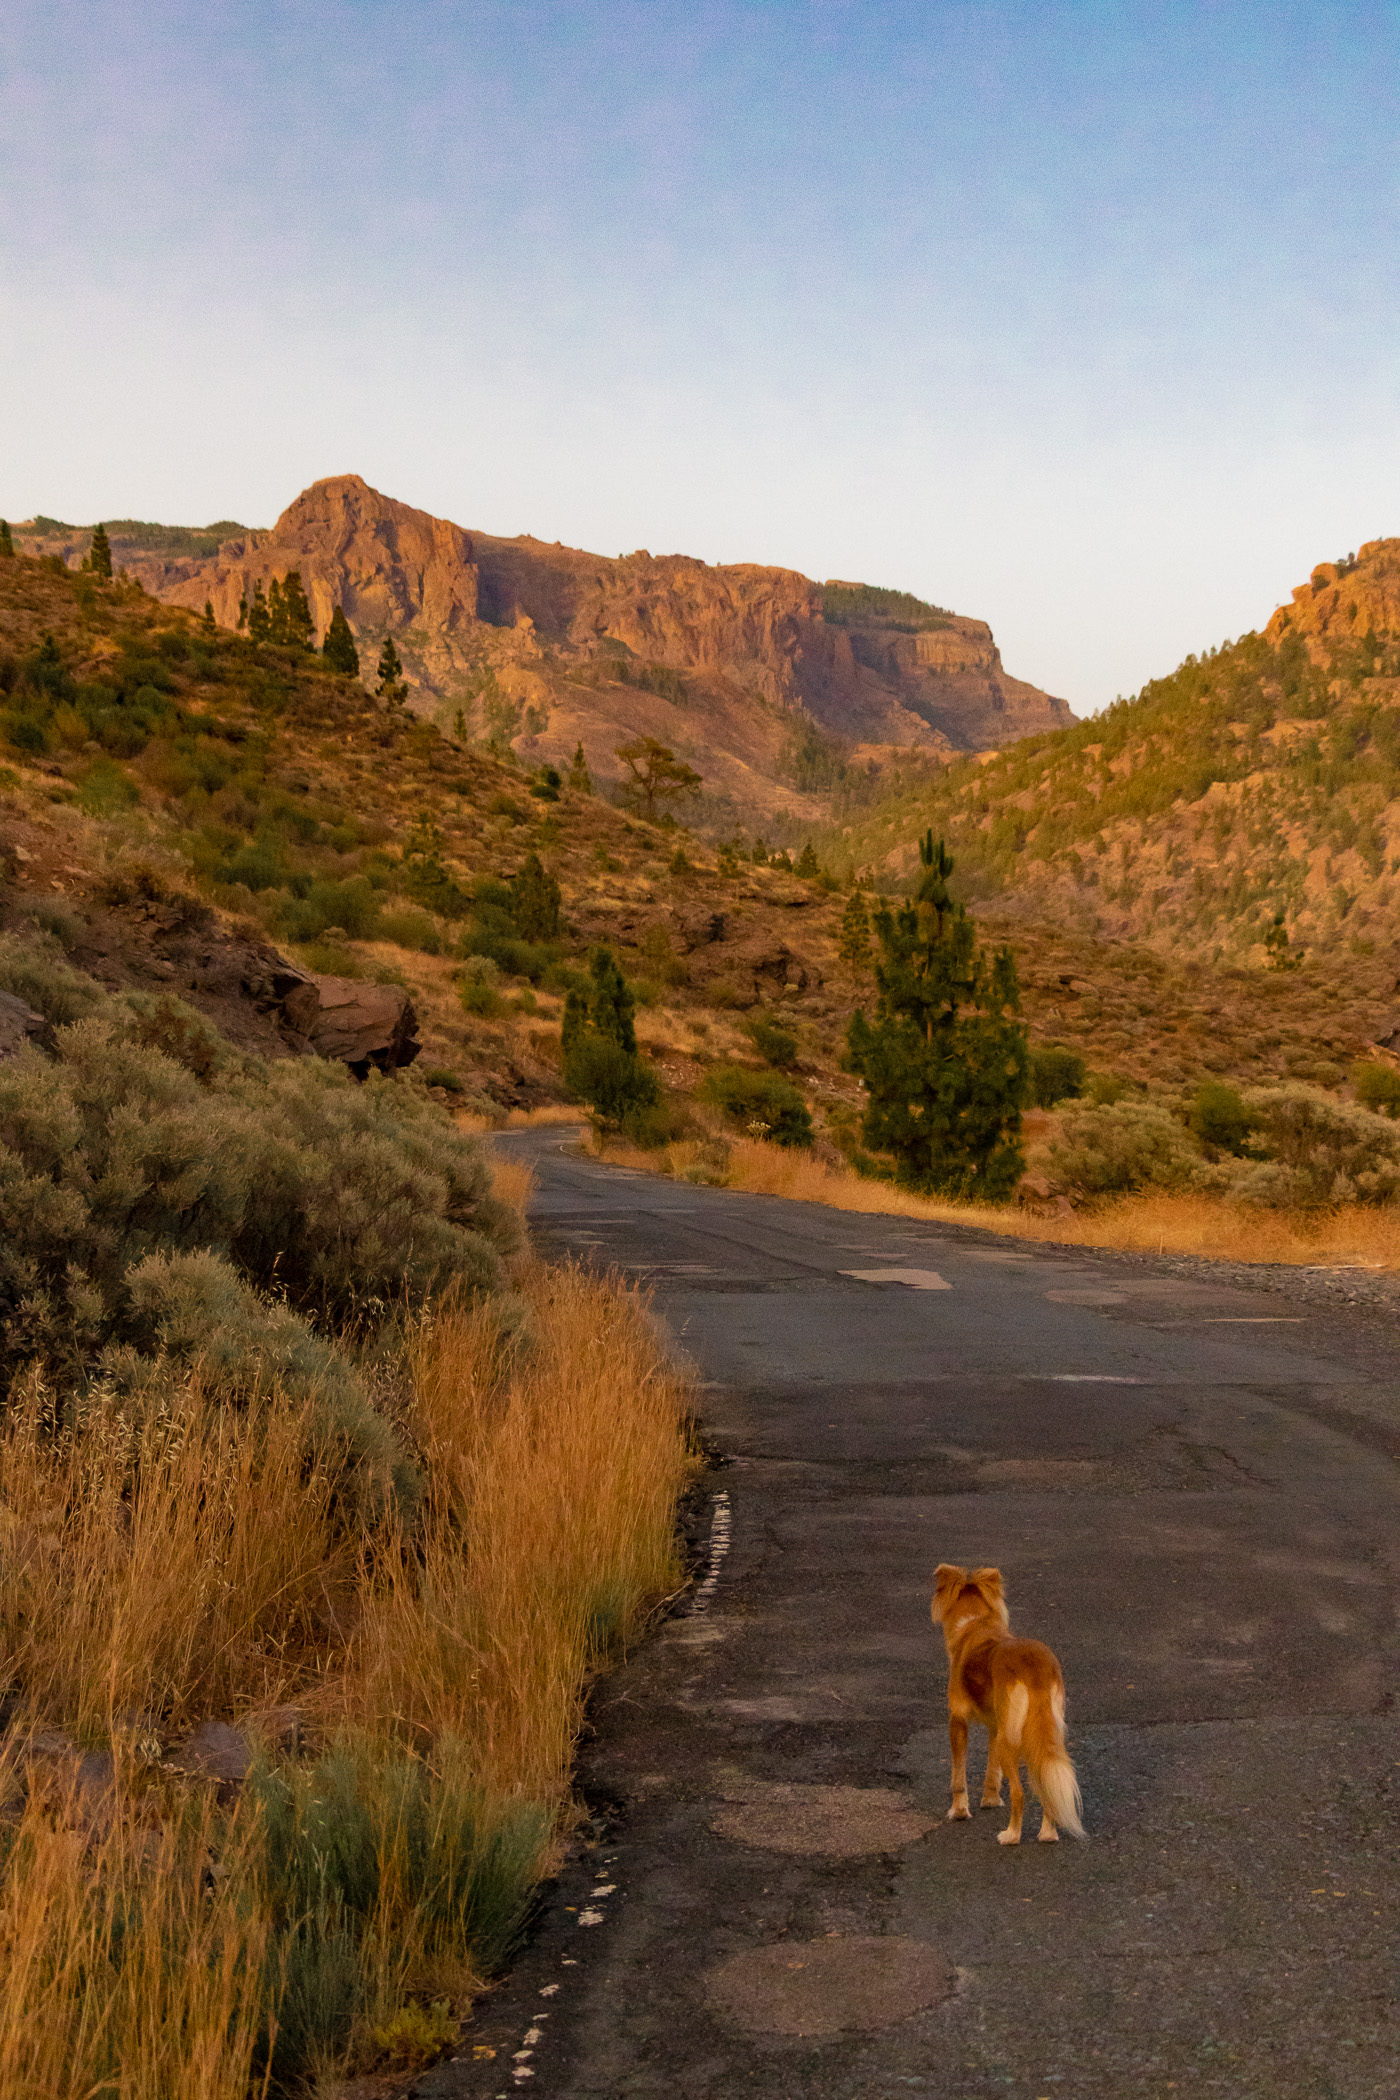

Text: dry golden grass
xmin=0 ymin=1259 xmax=693 ymax=2091
xmin=346 ymin=1263 xmax=695 ymax=1798
xmin=0 ymin=1781 xmax=270 ymax=2100
xmin=601 ymin=1132 xmax=1400 ymax=1271
xmin=488 ymin=1149 xmax=538 ymax=1219
xmin=0 ymin=1382 xmax=347 ymax=1740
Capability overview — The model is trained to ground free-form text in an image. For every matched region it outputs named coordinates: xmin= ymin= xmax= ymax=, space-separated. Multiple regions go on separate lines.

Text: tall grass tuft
xmin=348 ymin=1262 xmax=694 ymax=1798
xmin=0 ymin=1779 xmax=271 ymax=2100
xmin=0 ymin=1253 xmax=694 ymax=2090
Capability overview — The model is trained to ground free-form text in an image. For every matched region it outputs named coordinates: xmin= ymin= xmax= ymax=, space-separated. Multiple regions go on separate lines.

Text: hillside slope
xmin=14 ymin=479 xmax=1071 ymax=829
xmin=0 ymin=549 xmax=1393 ymax=1131
xmin=822 ymin=537 xmax=1400 ymax=972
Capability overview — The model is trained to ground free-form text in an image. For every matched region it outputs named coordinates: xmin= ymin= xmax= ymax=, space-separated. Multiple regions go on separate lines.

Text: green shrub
xmin=564 ymin=1035 xmax=660 ymax=1123
xmin=376 ymin=907 xmax=448 ymax=954
xmin=1030 ymin=1044 xmax=1086 ymax=1107
xmin=1189 ymin=1080 xmax=1252 ymax=1154
xmin=744 ymin=1011 xmax=799 ymax=1069
xmin=458 ymin=955 xmax=507 ymax=1020
xmin=0 ymin=961 xmax=516 ymax=1473
xmin=1046 ymin=1099 xmax=1201 ymax=1197
xmin=1353 ymin=1061 xmax=1400 ymax=1119
xmin=699 ymin=1064 xmax=813 ymax=1148
xmin=0 ymin=930 xmax=106 ymax=1024
xmin=251 ymin=1740 xmax=548 ymax=2083
xmin=1231 ymin=1084 xmax=1400 ymax=1207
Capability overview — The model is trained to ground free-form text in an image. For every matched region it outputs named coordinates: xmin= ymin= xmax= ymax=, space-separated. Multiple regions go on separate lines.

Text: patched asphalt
xmin=420 ymin=1132 xmax=1400 ymax=2100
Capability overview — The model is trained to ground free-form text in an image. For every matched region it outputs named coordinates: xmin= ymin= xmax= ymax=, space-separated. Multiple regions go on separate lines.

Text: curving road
xmin=428 ymin=1130 xmax=1399 ymax=2100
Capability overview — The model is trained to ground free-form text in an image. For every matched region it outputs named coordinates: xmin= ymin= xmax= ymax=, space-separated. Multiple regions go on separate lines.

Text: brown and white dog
xmin=931 ymin=1563 xmax=1084 ymax=1845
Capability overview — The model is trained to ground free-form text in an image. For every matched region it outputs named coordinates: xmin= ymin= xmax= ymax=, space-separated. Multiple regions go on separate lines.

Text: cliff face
xmin=23 ymin=476 xmax=1071 ymax=823
xmin=1265 ymin=539 xmax=1400 ymax=653
xmin=465 ymin=521 xmax=1072 ymax=754
xmin=150 ymin=477 xmax=480 ymax=683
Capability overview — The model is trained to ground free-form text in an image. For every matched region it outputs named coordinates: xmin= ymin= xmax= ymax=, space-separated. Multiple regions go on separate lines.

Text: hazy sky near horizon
xmin=2 ymin=0 xmax=1396 ymax=711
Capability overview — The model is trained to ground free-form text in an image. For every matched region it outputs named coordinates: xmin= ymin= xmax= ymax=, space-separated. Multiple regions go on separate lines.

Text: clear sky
xmin=2 ymin=1 xmax=1396 ymax=712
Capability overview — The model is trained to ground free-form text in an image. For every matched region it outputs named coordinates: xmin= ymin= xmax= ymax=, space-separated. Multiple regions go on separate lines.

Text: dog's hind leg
xmin=995 ymin=1745 xmax=1024 ymax=1845
xmin=947 ymin=1714 xmax=971 ymax=1820
xmin=980 ymin=1743 xmax=1003 ymax=1809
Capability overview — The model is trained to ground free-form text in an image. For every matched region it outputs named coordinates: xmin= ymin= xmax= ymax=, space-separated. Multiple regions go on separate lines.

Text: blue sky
xmin=2 ymin=1 xmax=1396 ymax=710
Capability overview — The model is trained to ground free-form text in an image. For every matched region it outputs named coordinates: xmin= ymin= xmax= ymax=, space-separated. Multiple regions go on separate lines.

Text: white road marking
xmin=841 ymin=1268 xmax=952 ymax=1291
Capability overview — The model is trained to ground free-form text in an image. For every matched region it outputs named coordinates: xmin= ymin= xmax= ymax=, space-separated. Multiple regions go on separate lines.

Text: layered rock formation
xmin=23 ymin=477 xmax=1071 ymax=824
xmin=1266 ymin=539 xmax=1400 ymax=653
xmin=150 ymin=477 xmax=480 ymax=686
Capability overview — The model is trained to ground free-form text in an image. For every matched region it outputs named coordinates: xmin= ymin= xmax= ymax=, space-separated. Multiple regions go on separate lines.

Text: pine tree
xmin=567 ymin=741 xmax=593 ymax=793
xmin=0 ymin=521 xmax=14 ymax=558
xmin=509 ymin=852 xmax=562 ymax=940
xmin=561 ymin=945 xmax=658 ymax=1126
xmin=322 ymin=605 xmax=360 ymax=676
xmin=838 ymin=888 xmax=871 ymax=968
xmin=266 ymin=575 xmax=287 ymax=644
xmin=796 ymin=841 xmax=820 ymax=879
xmin=202 ymin=600 xmax=216 ymax=634
xmin=844 ymin=832 xmax=1029 ymax=1200
xmin=376 ymin=636 xmax=408 ymax=707
xmin=89 ymin=523 xmax=112 ymax=579
xmin=247 ymin=580 xmax=270 ymax=642
xmin=237 ymin=593 xmax=248 ymax=630
xmin=280 ymin=569 xmax=315 ymax=650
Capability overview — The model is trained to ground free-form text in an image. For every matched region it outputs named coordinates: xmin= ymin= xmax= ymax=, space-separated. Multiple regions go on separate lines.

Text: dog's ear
xmin=970 ymin=1567 xmax=1008 ymax=1618
xmin=931 ymin=1563 xmax=966 ymax=1622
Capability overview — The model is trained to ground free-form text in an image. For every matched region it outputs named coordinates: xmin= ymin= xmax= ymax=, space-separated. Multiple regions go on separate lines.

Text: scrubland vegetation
xmin=0 ymin=889 xmax=692 ymax=2084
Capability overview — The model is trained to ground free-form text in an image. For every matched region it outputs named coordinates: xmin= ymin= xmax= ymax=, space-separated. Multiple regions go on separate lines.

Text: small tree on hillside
xmin=202 ymin=600 xmax=216 ymax=634
xmin=844 ymin=832 xmax=1030 ymax=1200
xmin=509 ymin=852 xmax=562 ymax=940
xmin=279 ymin=569 xmax=315 ymax=650
xmin=796 ymin=841 xmax=820 ymax=879
xmin=0 ymin=521 xmax=14 ymax=558
xmin=561 ymin=945 xmax=659 ymax=1125
xmin=89 ymin=523 xmax=112 ymax=579
xmin=838 ymin=888 xmax=871 ymax=967
xmin=376 ymin=636 xmax=408 ymax=708
xmin=246 ymin=580 xmax=270 ymax=642
xmin=322 ymin=605 xmax=360 ymax=676
xmin=567 ymin=741 xmax=592 ymax=793
xmin=614 ymin=736 xmax=702 ymax=821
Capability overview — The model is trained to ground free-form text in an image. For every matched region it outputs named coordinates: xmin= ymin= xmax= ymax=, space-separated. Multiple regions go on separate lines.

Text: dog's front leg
xmin=947 ymin=1713 xmax=971 ymax=1820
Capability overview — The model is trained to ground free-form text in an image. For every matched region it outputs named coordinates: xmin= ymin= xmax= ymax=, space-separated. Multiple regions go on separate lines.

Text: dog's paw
xmin=996 ymin=1827 xmax=1021 ymax=1845
xmin=1038 ymin=1825 xmax=1060 ymax=1843
xmin=946 ymin=1803 xmax=971 ymax=1821
xmin=979 ymin=1793 xmax=1003 ymax=1810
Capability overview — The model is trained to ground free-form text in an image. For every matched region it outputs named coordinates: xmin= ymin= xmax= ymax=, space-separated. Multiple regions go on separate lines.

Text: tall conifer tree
xmin=376 ymin=636 xmax=408 ymax=706
xmin=844 ymin=833 xmax=1029 ymax=1200
xmin=322 ymin=605 xmax=359 ymax=675
xmin=247 ymin=580 xmax=270 ymax=641
xmin=89 ymin=523 xmax=112 ymax=578
xmin=0 ymin=521 xmax=14 ymax=558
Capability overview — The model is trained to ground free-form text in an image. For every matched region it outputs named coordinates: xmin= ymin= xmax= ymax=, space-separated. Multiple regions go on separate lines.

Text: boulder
xmin=282 ymin=974 xmax=421 ymax=1076
xmin=672 ymin=907 xmax=727 ymax=952
xmin=0 ymin=990 xmax=57 ymax=1061
xmin=734 ymin=938 xmax=818 ymax=1004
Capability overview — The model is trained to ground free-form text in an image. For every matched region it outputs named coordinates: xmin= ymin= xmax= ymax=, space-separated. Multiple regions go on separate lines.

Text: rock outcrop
xmin=0 ymin=990 xmax=56 ymax=1062
xmin=151 ymin=477 xmax=480 ymax=684
xmin=281 ymin=975 xmax=421 ymax=1076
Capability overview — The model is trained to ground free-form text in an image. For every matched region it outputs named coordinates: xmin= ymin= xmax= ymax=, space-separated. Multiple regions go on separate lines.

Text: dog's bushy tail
xmin=1025 ymin=1683 xmax=1085 ymax=1838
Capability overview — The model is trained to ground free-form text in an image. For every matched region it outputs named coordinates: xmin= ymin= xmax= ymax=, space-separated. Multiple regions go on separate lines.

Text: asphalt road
xmin=425 ymin=1131 xmax=1399 ymax=2100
